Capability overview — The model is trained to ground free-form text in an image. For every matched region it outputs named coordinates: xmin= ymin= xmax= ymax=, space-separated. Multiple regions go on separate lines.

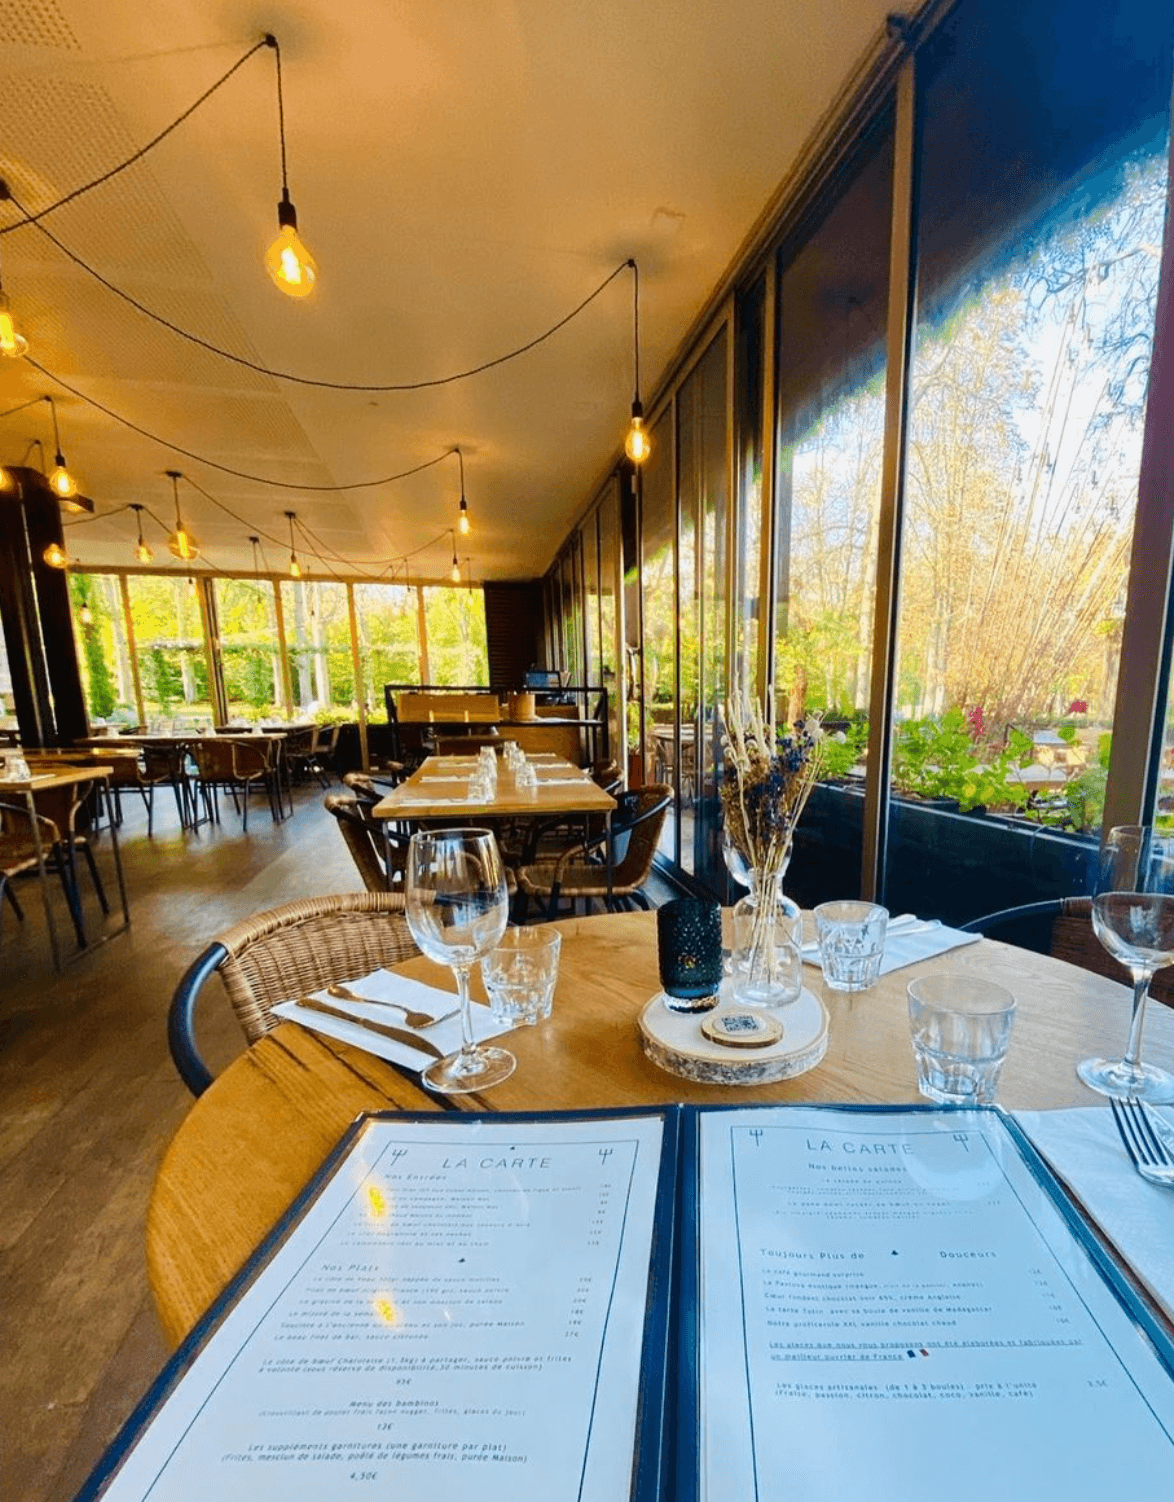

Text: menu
xmin=79 ymin=1106 xmax=1174 ymax=1502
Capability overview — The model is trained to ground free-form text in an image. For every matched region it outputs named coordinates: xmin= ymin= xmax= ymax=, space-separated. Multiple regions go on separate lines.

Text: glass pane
xmin=735 ymin=276 xmax=767 ymax=698
xmin=354 ymin=582 xmax=421 ymax=714
xmin=885 ymin=0 xmax=1171 ymax=919
xmin=0 ymin=619 xmax=15 ymax=732
xmin=280 ymin=579 xmax=355 ymax=717
xmin=599 ymin=482 xmax=621 ymax=766
xmin=641 ymin=407 xmax=676 ymax=860
xmin=583 ymin=514 xmax=601 ymax=689
xmin=127 ymin=575 xmax=211 ymax=729
xmin=775 ymin=116 xmax=894 ymax=907
xmin=68 ymin=573 xmax=137 ymax=728
xmin=422 ymin=586 xmax=489 ymax=686
xmin=214 ymin=577 xmax=283 ymax=723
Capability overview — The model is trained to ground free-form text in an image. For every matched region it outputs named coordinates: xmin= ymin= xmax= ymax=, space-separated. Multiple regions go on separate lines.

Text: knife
xmin=296 ymin=996 xmax=447 ymax=1060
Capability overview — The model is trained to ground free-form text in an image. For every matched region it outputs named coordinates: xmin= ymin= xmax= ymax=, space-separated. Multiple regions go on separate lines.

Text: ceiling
xmin=0 ymin=0 xmax=897 ymax=583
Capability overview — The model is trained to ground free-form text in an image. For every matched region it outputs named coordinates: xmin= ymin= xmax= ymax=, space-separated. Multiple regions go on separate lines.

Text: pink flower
xmin=965 ymin=705 xmax=985 ymax=741
xmin=1068 ymin=699 xmax=1088 ymax=715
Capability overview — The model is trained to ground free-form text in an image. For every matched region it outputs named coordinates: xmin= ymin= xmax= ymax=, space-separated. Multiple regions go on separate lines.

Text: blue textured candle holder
xmin=657 ymin=898 xmax=723 ymax=1012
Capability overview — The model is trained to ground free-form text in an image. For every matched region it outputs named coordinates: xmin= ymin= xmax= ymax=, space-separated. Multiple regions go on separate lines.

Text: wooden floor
xmin=0 ymin=780 xmax=679 ymax=1499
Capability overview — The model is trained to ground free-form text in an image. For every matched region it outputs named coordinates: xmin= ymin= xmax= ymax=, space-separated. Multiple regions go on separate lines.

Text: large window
xmin=280 ymin=579 xmax=355 ymax=717
xmin=883 ymin=0 xmax=1171 ymax=917
xmin=68 ymin=572 xmax=138 ymax=726
xmin=422 ymin=586 xmax=489 ymax=686
xmin=354 ymin=582 xmax=421 ymax=711
xmin=641 ymin=409 xmax=677 ymax=859
xmin=126 ymin=575 xmax=210 ymax=728
xmin=214 ymin=577 xmax=283 ymax=723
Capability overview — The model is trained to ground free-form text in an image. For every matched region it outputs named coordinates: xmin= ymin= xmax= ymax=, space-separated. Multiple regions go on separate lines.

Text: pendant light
xmin=263 ymin=35 xmax=318 ymax=297
xmin=250 ymin=536 xmax=263 ymax=576
xmin=130 ymin=503 xmax=153 ymax=562
xmin=456 ymin=447 xmax=470 ymax=534
xmin=42 ymin=540 xmax=70 ymax=569
xmin=623 ymin=259 xmax=652 ymax=465
xmin=449 ymin=532 xmax=461 ymax=584
xmin=286 ymin=511 xmax=303 ymax=577
xmin=0 ymin=181 xmax=29 ymax=357
xmin=166 ymin=470 xmax=201 ymax=561
xmin=79 ymin=603 xmax=93 ymax=626
xmin=45 ymin=396 xmax=78 ymax=498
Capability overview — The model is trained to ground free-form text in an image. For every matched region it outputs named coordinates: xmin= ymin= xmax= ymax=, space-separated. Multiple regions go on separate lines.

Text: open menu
xmin=78 ymin=1105 xmax=1174 ymax=1501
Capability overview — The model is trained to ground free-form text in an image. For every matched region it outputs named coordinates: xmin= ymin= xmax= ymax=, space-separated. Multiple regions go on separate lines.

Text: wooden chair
xmin=324 ymin=792 xmax=410 ymax=892
xmin=167 ymin=891 xmax=421 ymax=1095
xmin=0 ymin=781 xmax=109 ymax=948
xmin=960 ymin=896 xmax=1174 ymax=1008
xmin=190 ymin=737 xmax=281 ymax=832
xmin=515 ymin=783 xmax=672 ymax=920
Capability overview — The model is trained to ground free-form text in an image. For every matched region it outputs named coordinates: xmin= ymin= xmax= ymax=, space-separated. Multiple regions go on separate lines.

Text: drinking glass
xmin=406 ymin=828 xmax=514 ymax=1093
xmin=1078 ymin=824 xmax=1174 ymax=1103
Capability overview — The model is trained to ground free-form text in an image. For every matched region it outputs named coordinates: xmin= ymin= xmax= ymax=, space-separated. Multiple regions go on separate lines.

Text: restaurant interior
xmin=4 ymin=0 xmax=1174 ymax=1497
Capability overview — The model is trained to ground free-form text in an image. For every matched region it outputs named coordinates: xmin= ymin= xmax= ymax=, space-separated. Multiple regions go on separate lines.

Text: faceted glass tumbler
xmin=656 ymin=898 xmax=723 ymax=1011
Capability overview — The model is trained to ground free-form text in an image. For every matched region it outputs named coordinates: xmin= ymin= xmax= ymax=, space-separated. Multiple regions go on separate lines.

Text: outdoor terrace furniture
xmin=961 ymin=895 xmax=1174 ymax=1008
xmin=167 ymin=891 xmax=420 ymax=1096
xmin=515 ymin=783 xmax=671 ymax=920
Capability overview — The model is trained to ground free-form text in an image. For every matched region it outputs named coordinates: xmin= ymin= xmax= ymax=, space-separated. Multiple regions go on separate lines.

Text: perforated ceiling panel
xmin=0 ymin=0 xmax=78 ymax=50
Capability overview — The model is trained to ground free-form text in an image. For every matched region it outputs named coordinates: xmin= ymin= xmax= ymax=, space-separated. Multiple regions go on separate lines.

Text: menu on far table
xmin=86 ymin=1112 xmax=672 ymax=1502
xmin=692 ymin=1106 xmax=1174 ymax=1502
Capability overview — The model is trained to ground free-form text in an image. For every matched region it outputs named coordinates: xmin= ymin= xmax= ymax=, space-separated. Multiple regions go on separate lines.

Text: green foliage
xmin=69 ymin=574 xmax=116 ymax=719
xmin=893 ymin=708 xmax=1033 ymax=812
xmin=821 ymin=719 xmax=869 ymax=779
xmin=1056 ymin=722 xmax=1078 ymax=744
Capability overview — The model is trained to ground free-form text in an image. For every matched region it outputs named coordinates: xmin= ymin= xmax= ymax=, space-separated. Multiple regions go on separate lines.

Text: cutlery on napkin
xmin=800 ymin=913 xmax=980 ymax=975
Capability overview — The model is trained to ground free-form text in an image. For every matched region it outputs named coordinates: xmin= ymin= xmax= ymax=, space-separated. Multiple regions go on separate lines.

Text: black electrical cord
xmin=0 ymin=40 xmax=271 ymax=237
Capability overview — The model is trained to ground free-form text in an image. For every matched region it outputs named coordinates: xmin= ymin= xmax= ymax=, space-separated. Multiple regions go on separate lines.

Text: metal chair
xmin=167 ymin=891 xmax=421 ymax=1095
xmin=516 ymin=783 xmax=672 ymax=919
xmin=324 ymin=792 xmax=411 ymax=892
xmin=190 ymin=737 xmax=281 ymax=832
xmin=0 ymin=782 xmax=109 ymax=948
xmin=960 ymin=896 xmax=1174 ymax=1008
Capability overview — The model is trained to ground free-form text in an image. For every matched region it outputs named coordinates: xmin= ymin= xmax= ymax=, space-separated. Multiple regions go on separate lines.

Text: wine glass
xmin=405 ymin=828 xmax=514 ymax=1094
xmin=1078 ymin=824 xmax=1174 ymax=1103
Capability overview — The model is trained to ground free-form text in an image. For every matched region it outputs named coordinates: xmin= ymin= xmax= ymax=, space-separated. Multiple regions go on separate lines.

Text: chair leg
xmin=57 ymin=845 xmax=87 ymax=948
xmin=3 ymin=878 xmax=24 ymax=922
xmin=241 ymin=778 xmax=249 ymax=833
xmin=80 ymin=840 xmax=110 ymax=914
xmin=144 ymin=783 xmax=155 ymax=837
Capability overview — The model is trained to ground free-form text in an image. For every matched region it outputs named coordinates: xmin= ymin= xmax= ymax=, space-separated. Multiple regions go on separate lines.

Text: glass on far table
xmin=814 ymin=900 xmax=888 ymax=992
xmin=908 ymin=973 xmax=1016 ymax=1105
xmin=1079 ymin=824 xmax=1174 ymax=1104
xmin=482 ymin=926 xmax=562 ymax=1025
xmin=405 ymin=828 xmax=513 ymax=1093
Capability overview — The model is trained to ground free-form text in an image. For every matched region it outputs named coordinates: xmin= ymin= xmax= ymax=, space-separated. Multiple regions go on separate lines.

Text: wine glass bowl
xmin=1078 ymin=826 xmax=1174 ymax=1103
xmin=406 ymin=828 xmax=513 ymax=1094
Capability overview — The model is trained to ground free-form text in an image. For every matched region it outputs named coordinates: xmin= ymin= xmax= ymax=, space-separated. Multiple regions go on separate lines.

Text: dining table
xmin=145 ymin=907 xmax=1174 ymax=1348
xmin=0 ymin=762 xmax=130 ymax=968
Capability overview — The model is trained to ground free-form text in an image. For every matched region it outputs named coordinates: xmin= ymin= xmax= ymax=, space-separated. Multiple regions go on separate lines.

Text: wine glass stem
xmin=1122 ymin=970 xmax=1153 ymax=1074
xmin=453 ymin=962 xmax=477 ymax=1060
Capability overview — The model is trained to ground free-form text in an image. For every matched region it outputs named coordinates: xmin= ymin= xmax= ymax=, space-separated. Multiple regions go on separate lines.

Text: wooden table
xmin=371 ymin=754 xmax=616 ymax=823
xmin=146 ymin=909 xmax=1174 ymax=1346
xmin=0 ymin=764 xmax=130 ymax=968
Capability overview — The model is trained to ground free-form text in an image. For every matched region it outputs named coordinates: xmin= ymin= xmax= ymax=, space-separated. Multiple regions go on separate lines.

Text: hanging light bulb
xmin=450 ymin=548 xmax=461 ymax=584
xmin=79 ymin=603 xmax=93 ymax=626
xmin=165 ymin=470 xmax=201 ymax=560
xmin=0 ymin=289 xmax=29 ymax=358
xmin=130 ymin=503 xmax=153 ymax=563
xmin=286 ymin=510 xmax=303 ymax=577
xmin=43 ymin=540 xmax=70 ymax=569
xmin=0 ymin=466 xmax=11 ymax=491
xmin=454 ymin=447 xmax=471 ymax=534
xmin=625 ymin=402 xmax=652 ymax=464
xmin=44 ymin=396 xmax=79 ymax=497
xmin=263 ymin=36 xmax=317 ymax=297
xmin=622 ymin=259 xmax=652 ymax=464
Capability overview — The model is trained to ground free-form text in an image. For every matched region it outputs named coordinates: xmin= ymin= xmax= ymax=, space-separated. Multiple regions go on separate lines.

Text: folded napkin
xmin=274 ymin=967 xmax=512 ymax=1072
xmin=1015 ymin=1106 xmax=1174 ymax=1323
xmin=419 ymin=774 xmax=470 ymax=783
xmin=396 ymin=793 xmax=478 ymax=805
xmin=533 ymin=775 xmax=590 ymax=785
xmin=801 ymin=914 xmax=980 ymax=975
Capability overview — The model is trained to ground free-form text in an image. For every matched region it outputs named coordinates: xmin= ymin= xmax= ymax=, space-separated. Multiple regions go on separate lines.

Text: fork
xmin=1109 ymin=1097 xmax=1174 ymax=1187
xmin=326 ymin=982 xmax=458 ymax=1030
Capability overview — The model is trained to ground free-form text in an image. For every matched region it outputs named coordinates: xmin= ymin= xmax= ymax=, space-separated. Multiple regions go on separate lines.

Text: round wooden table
xmin=146 ymin=909 xmax=1174 ymax=1347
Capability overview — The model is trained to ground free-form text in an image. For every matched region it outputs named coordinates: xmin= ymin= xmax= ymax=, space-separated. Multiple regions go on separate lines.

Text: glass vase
xmin=731 ymin=864 xmax=803 ymax=1007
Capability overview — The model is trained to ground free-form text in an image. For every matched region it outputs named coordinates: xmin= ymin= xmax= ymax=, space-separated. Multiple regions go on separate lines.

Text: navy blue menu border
xmin=73 ymin=1105 xmax=681 ymax=1502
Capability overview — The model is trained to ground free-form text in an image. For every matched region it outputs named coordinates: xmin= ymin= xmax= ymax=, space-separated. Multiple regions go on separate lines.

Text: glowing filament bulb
xmin=79 ymin=604 xmax=93 ymax=626
xmin=265 ymin=197 xmax=317 ymax=298
xmin=0 ymin=292 xmax=28 ymax=358
xmin=450 ymin=557 xmax=461 ymax=584
xmin=458 ymin=498 xmax=470 ymax=535
xmin=49 ymin=458 xmax=77 ymax=498
xmin=289 ymin=552 xmax=302 ymax=579
xmin=135 ymin=539 xmax=154 ymax=563
xmin=625 ymin=411 xmax=651 ymax=465
xmin=43 ymin=541 xmax=69 ymax=569
xmin=168 ymin=526 xmax=200 ymax=562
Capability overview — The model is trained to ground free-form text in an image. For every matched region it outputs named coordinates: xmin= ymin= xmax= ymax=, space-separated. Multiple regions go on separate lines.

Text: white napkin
xmin=274 ymin=967 xmax=512 ymax=1072
xmin=532 ymin=775 xmax=590 ymax=785
xmin=801 ymin=914 xmax=980 ymax=974
xmin=395 ymin=793 xmax=478 ymax=805
xmin=1015 ymin=1106 xmax=1174 ymax=1323
xmin=419 ymin=774 xmax=471 ymax=783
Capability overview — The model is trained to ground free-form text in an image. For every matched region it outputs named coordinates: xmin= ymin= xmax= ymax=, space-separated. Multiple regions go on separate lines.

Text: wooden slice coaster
xmin=638 ymin=983 xmax=828 ymax=1086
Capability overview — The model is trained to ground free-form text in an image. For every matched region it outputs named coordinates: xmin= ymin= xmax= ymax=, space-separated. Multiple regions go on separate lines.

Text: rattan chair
xmin=324 ymin=792 xmax=410 ymax=891
xmin=960 ymin=896 xmax=1174 ymax=1008
xmin=168 ymin=891 xmax=421 ymax=1095
xmin=516 ymin=783 xmax=671 ymax=920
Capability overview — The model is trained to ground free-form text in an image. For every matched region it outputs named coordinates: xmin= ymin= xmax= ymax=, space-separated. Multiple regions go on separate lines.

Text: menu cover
xmin=76 ymin=1105 xmax=1174 ymax=1501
